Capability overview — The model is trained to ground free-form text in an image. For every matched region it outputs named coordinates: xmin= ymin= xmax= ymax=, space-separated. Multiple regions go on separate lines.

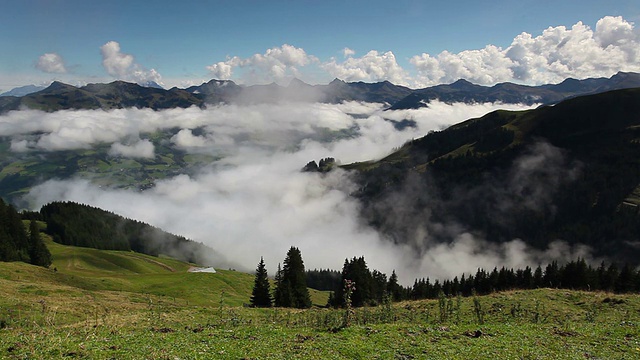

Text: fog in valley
xmin=1 ymin=99 xmax=595 ymax=283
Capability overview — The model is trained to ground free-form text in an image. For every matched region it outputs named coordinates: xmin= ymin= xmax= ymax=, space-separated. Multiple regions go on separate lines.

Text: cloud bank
xmin=206 ymin=44 xmax=318 ymax=84
xmin=205 ymin=16 xmax=639 ymax=88
xmin=322 ymin=50 xmax=410 ymax=85
xmin=411 ymin=16 xmax=640 ymax=86
xmin=3 ymin=99 xmax=592 ymax=283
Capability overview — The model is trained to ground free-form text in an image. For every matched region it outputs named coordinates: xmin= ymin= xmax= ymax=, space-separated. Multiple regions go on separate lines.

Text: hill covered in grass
xmin=1 ymin=237 xmax=329 ymax=306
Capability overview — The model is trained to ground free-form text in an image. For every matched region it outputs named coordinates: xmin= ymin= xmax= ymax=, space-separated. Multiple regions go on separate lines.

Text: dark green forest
xmin=409 ymin=259 xmax=640 ymax=300
xmin=39 ymin=201 xmax=220 ymax=265
xmin=317 ymin=255 xmax=640 ymax=308
xmin=0 ymin=199 xmax=51 ymax=267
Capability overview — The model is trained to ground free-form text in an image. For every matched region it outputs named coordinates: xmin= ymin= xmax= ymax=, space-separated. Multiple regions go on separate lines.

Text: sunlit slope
xmin=48 ymin=239 xmax=191 ymax=275
xmin=1 ymin=239 xmax=328 ymax=308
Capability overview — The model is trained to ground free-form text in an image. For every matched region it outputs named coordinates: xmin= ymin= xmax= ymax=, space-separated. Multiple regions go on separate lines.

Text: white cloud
xmin=342 ymin=47 xmax=355 ymax=58
xmin=411 ymin=16 xmax=640 ymax=86
xmin=206 ymin=60 xmax=236 ymax=80
xmin=35 ymin=53 xmax=67 ymax=73
xmin=206 ymin=44 xmax=317 ymax=83
xmin=198 ymin=16 xmax=639 ymax=88
xmin=322 ymin=50 xmax=410 ymax=85
xmin=12 ymin=101 xmax=542 ymax=283
xmin=108 ymin=139 xmax=155 ymax=159
xmin=411 ymin=45 xmax=515 ymax=86
xmin=100 ymin=41 xmax=163 ymax=86
xmin=9 ymin=139 xmax=32 ymax=152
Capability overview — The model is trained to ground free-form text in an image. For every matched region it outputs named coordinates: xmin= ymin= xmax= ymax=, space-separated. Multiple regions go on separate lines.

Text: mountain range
xmin=2 ymin=72 xmax=640 ymax=113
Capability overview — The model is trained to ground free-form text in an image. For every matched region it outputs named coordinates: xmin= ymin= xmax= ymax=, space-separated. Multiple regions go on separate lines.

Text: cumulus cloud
xmin=36 ymin=53 xmax=67 ymax=73
xmin=206 ymin=44 xmax=317 ymax=83
xmin=199 ymin=16 xmax=639 ymax=88
xmin=322 ymin=50 xmax=410 ymax=85
xmin=108 ymin=139 xmax=155 ymax=159
xmin=206 ymin=60 xmax=236 ymax=80
xmin=100 ymin=41 xmax=163 ymax=86
xmin=411 ymin=16 xmax=640 ymax=86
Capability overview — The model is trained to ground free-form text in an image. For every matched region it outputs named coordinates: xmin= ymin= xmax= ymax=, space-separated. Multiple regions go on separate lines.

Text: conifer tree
xmin=273 ymin=263 xmax=287 ymax=306
xmin=277 ymin=247 xmax=311 ymax=308
xmin=250 ymin=257 xmax=272 ymax=307
xmin=28 ymin=220 xmax=52 ymax=268
xmin=388 ymin=270 xmax=403 ymax=301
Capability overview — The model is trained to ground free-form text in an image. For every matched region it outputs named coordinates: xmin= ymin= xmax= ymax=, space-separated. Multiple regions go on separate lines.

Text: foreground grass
xmin=1 ymin=242 xmax=639 ymax=358
xmin=0 ymin=289 xmax=640 ymax=359
xmin=2 ymin=281 xmax=639 ymax=359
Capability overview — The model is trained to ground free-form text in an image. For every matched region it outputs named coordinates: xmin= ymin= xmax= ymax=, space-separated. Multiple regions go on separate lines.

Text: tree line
xmin=409 ymin=259 xmax=640 ymax=300
xmin=0 ymin=198 xmax=51 ymax=267
xmin=251 ymin=249 xmax=640 ymax=309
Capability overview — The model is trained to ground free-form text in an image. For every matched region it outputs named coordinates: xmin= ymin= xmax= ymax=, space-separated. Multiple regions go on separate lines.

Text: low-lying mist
xmin=1 ymin=100 xmax=581 ymax=284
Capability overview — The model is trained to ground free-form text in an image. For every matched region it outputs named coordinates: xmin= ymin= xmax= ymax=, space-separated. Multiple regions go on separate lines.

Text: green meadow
xmin=1 ymin=239 xmax=639 ymax=359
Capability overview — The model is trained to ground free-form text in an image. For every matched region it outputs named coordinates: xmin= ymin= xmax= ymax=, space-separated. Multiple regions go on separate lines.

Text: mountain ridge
xmin=3 ymin=72 xmax=640 ymax=113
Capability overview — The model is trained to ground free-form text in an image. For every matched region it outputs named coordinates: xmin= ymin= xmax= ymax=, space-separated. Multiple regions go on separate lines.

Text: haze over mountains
xmin=1 ymin=72 xmax=640 ymax=114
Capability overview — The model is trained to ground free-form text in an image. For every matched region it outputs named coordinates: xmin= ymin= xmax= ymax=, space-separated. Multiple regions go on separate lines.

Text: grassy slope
xmin=1 ymin=239 xmax=639 ymax=359
xmin=2 ymin=237 xmax=328 ymax=307
xmin=1 ymin=272 xmax=639 ymax=359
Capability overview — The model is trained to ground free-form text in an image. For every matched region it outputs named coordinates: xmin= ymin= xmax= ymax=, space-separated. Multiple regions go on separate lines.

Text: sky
xmin=1 ymin=0 xmax=639 ymax=92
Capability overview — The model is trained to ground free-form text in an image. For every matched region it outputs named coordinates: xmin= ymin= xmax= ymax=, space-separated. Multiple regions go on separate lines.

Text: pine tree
xmin=250 ymin=257 xmax=272 ymax=307
xmin=28 ymin=220 xmax=51 ymax=267
xmin=277 ymin=247 xmax=311 ymax=308
xmin=388 ymin=270 xmax=403 ymax=301
xmin=273 ymin=263 xmax=284 ymax=306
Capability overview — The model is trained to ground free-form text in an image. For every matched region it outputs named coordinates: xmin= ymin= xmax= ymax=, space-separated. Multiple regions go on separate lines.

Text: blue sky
xmin=1 ymin=0 xmax=639 ymax=91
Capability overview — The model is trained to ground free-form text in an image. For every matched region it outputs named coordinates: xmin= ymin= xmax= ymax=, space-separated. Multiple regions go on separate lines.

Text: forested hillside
xmin=346 ymin=88 xmax=640 ymax=263
xmin=39 ymin=201 xmax=222 ymax=266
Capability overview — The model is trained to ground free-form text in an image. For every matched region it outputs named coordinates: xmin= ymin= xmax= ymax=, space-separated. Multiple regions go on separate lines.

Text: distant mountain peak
xmin=449 ymin=79 xmax=477 ymax=89
xmin=0 ymin=84 xmax=47 ymax=97
xmin=288 ymin=77 xmax=311 ymax=87
xmin=139 ymin=81 xmax=164 ymax=89
xmin=44 ymin=81 xmax=75 ymax=92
